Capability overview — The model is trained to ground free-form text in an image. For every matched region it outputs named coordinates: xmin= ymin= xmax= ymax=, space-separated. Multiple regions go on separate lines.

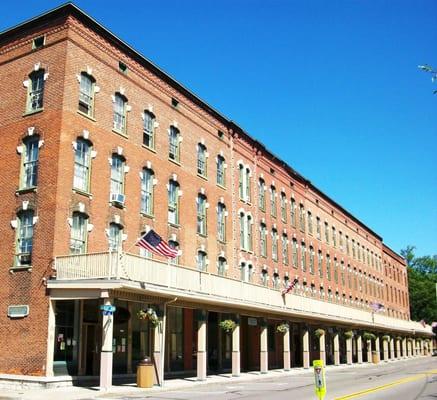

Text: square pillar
xmin=396 ymin=338 xmax=401 ymax=359
xmin=153 ymin=317 xmax=163 ymax=385
xmin=390 ymin=338 xmax=395 ymax=360
xmin=402 ymin=338 xmax=407 ymax=358
xmin=366 ymin=340 xmax=372 ymax=363
xmin=283 ymin=326 xmax=291 ymax=371
xmin=260 ymin=321 xmax=268 ymax=373
xmin=333 ymin=332 xmax=340 ymax=366
xmin=100 ymin=298 xmax=114 ymax=391
xmin=346 ymin=337 xmax=352 ymax=365
xmin=197 ymin=317 xmax=207 ymax=381
xmin=232 ymin=317 xmax=240 ymax=377
xmin=375 ymin=336 xmax=380 ymax=363
xmin=302 ymin=328 xmax=310 ymax=369
xmin=319 ymin=333 xmax=326 ymax=367
xmin=382 ymin=339 xmax=388 ymax=362
xmin=357 ymin=335 xmax=363 ymax=364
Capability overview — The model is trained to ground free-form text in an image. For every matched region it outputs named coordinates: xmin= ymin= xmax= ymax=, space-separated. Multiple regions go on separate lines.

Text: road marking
xmin=334 ymin=369 xmax=437 ymax=400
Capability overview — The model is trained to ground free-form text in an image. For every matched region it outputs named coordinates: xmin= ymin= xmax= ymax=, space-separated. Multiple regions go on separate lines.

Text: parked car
xmin=432 ymin=349 xmax=437 ymax=357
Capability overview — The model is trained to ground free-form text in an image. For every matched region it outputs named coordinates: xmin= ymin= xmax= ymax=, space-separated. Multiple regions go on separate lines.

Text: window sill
xmin=112 ymin=129 xmax=128 ymax=138
xmin=77 ymin=110 xmax=96 ymax=122
xmin=16 ymin=187 xmax=37 ymax=195
xmin=217 ymin=239 xmax=227 ymax=245
xmin=23 ymin=108 xmax=43 ymax=117
xmin=168 ymin=158 xmax=181 ymax=166
xmin=197 ymin=174 xmax=208 ymax=181
xmin=110 ymin=201 xmax=125 ymax=209
xmin=10 ymin=265 xmax=32 ymax=273
xmin=142 ymin=144 xmax=156 ymax=153
xmin=168 ymin=222 xmax=181 ymax=229
xmin=73 ymin=188 xmax=92 ymax=198
xmin=216 ymin=183 xmax=226 ymax=190
xmin=197 ymin=233 xmax=208 ymax=238
xmin=140 ymin=212 xmax=154 ymax=219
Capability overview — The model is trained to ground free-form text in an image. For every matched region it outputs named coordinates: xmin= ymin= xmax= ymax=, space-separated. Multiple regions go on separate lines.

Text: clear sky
xmin=2 ymin=1 xmax=436 ymax=256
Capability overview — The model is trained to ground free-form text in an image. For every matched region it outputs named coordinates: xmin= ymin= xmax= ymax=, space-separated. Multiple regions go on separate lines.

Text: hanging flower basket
xmin=276 ymin=322 xmax=290 ymax=334
xmin=219 ymin=319 xmax=236 ymax=333
xmin=314 ymin=328 xmax=325 ymax=338
xmin=382 ymin=335 xmax=390 ymax=342
xmin=344 ymin=330 xmax=354 ymax=339
xmin=137 ymin=307 xmax=160 ymax=327
xmin=363 ymin=332 xmax=376 ymax=341
xmin=396 ymin=336 xmax=402 ymax=341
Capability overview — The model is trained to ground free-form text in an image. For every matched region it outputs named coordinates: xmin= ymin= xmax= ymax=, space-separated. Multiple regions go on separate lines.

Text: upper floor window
xmin=339 ymin=231 xmax=343 ymax=250
xmin=70 ymin=212 xmax=88 ymax=254
xmin=326 ymin=254 xmax=331 ymax=280
xmin=346 ymin=235 xmax=350 ymax=254
xmin=258 ymin=178 xmax=266 ymax=211
xmin=218 ymin=257 xmax=226 ymax=276
xmin=197 ymin=143 xmax=207 ymax=177
xmin=316 ymin=217 xmax=321 ymax=240
xmin=169 ymin=126 xmax=180 ymax=162
xmin=78 ymin=72 xmax=95 ymax=117
xmin=197 ymin=250 xmax=207 ymax=271
xmin=292 ymin=239 xmax=298 ymax=267
xmin=273 ymin=272 xmax=280 ymax=289
xmin=73 ymin=138 xmax=92 ymax=192
xmin=241 ymin=262 xmax=254 ymax=282
xmin=196 ymin=194 xmax=207 ymax=236
xmin=110 ymin=154 xmax=125 ymax=204
xmin=280 ymin=192 xmax=287 ymax=221
xmin=301 ymin=242 xmax=306 ymax=271
xmin=27 ymin=70 xmax=45 ymax=112
xmin=216 ymin=155 xmax=225 ymax=187
xmin=260 ymin=223 xmax=267 ymax=257
xmin=108 ymin=222 xmax=122 ymax=251
xmin=168 ymin=240 xmax=179 ymax=265
xmin=139 ymin=231 xmax=153 ymax=259
xmin=113 ymin=93 xmax=127 ymax=133
xmin=272 ymin=228 xmax=278 ymax=261
xmin=15 ymin=210 xmax=34 ymax=266
xmin=299 ymin=204 xmax=305 ymax=232
xmin=20 ymin=136 xmax=39 ymax=189
xmin=217 ymin=202 xmax=226 ymax=242
xmin=261 ymin=268 xmax=268 ymax=286
xmin=143 ymin=111 xmax=156 ymax=149
xmin=140 ymin=168 xmax=154 ymax=215
xmin=309 ymin=246 xmax=315 ymax=274
xmin=270 ymin=186 xmax=277 ymax=217
xmin=332 ymin=227 xmax=337 ymax=247
xmin=307 ymin=211 xmax=313 ymax=234
xmin=318 ymin=250 xmax=323 ymax=278
xmin=290 ymin=198 xmax=296 ymax=227
xmin=325 ymin=222 xmax=329 ymax=243
xmin=238 ymin=164 xmax=251 ymax=201
xmin=239 ymin=212 xmax=252 ymax=251
xmin=168 ymin=180 xmax=180 ymax=225
xmin=282 ymin=234 xmax=289 ymax=265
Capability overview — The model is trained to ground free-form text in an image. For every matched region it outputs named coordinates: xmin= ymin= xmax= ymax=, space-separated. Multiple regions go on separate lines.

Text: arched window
xmin=301 ymin=242 xmax=306 ymax=271
xmin=113 ymin=93 xmax=127 ymax=133
xmin=143 ymin=111 xmax=156 ymax=149
xmin=197 ymin=143 xmax=207 ymax=177
xmin=196 ymin=250 xmax=207 ymax=271
xmin=282 ymin=234 xmax=289 ymax=265
xmin=27 ymin=70 xmax=45 ymax=112
xmin=78 ymin=72 xmax=95 ymax=117
xmin=216 ymin=155 xmax=225 ymax=186
xmin=218 ymin=257 xmax=226 ymax=276
xmin=258 ymin=178 xmax=266 ymax=210
xmin=270 ymin=186 xmax=277 ymax=217
xmin=280 ymin=192 xmax=287 ymax=222
xmin=292 ymin=239 xmax=298 ymax=267
xmin=260 ymin=223 xmax=267 ymax=257
xmin=110 ymin=154 xmax=126 ymax=204
xmin=20 ymin=135 xmax=40 ymax=189
xmin=196 ymin=194 xmax=207 ymax=236
xmin=15 ymin=210 xmax=34 ymax=266
xmin=217 ymin=202 xmax=226 ymax=242
xmin=70 ymin=212 xmax=88 ymax=254
xmin=290 ymin=198 xmax=296 ymax=227
xmin=73 ymin=137 xmax=92 ymax=192
xmin=168 ymin=180 xmax=179 ymax=225
xmin=169 ymin=126 xmax=180 ymax=162
xmin=140 ymin=168 xmax=154 ymax=215
xmin=309 ymin=246 xmax=315 ymax=274
xmin=108 ymin=222 xmax=122 ymax=251
xmin=273 ymin=272 xmax=280 ymax=289
xmin=272 ymin=228 xmax=278 ymax=261
xmin=169 ymin=240 xmax=179 ymax=265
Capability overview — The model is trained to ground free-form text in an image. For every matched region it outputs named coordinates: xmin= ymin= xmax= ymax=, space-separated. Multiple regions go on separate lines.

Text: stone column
xmin=346 ymin=337 xmax=353 ymax=365
xmin=367 ymin=340 xmax=372 ymax=363
xmin=302 ymin=328 xmax=310 ymax=369
xmin=402 ymin=338 xmax=407 ymax=358
xmin=382 ymin=338 xmax=388 ymax=362
xmin=319 ymin=333 xmax=326 ymax=367
xmin=396 ymin=338 xmax=401 ymax=359
xmin=153 ymin=316 xmax=163 ymax=385
xmin=430 ymin=339 xmax=434 ymax=356
xmin=283 ymin=326 xmax=291 ymax=371
xmin=197 ymin=315 xmax=207 ymax=380
xmin=334 ymin=332 xmax=340 ymax=366
xmin=357 ymin=335 xmax=363 ymax=364
xmin=390 ymin=338 xmax=395 ymax=361
xmin=420 ymin=339 xmax=424 ymax=356
xmin=407 ymin=339 xmax=412 ymax=357
xmin=100 ymin=297 xmax=114 ymax=391
xmin=232 ymin=317 xmax=240 ymax=377
xmin=375 ymin=336 xmax=381 ymax=363
xmin=260 ymin=321 xmax=268 ymax=373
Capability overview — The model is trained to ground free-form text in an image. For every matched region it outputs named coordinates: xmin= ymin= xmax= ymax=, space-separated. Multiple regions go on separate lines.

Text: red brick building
xmin=0 ymin=4 xmax=432 ymax=389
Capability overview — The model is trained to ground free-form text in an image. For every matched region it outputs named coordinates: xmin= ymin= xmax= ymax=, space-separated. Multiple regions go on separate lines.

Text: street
xmin=122 ymin=358 xmax=437 ymax=400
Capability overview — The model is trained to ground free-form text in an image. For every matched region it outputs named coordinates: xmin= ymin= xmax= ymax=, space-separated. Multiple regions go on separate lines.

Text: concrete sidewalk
xmin=0 ymin=357 xmax=424 ymax=400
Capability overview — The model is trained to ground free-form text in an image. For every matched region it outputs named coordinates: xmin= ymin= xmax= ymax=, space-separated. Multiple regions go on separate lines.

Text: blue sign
xmin=100 ymin=305 xmax=116 ymax=314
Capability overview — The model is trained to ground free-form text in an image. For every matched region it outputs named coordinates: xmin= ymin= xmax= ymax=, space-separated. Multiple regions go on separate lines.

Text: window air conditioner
xmin=111 ymin=193 xmax=125 ymax=204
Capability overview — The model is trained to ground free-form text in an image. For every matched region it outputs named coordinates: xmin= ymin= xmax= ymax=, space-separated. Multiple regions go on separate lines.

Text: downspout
xmin=160 ymin=296 xmax=178 ymax=387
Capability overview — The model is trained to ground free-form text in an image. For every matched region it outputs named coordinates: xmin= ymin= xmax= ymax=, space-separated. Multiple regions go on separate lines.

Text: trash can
xmin=137 ymin=356 xmax=154 ymax=388
xmin=372 ymin=351 xmax=379 ymax=364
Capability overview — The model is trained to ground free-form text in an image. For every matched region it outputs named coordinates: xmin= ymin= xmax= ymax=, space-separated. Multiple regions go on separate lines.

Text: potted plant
xmin=219 ymin=319 xmax=236 ymax=333
xmin=276 ymin=322 xmax=290 ymax=333
xmin=314 ymin=328 xmax=325 ymax=338
xmin=363 ymin=332 xmax=376 ymax=341
xmin=382 ymin=335 xmax=390 ymax=342
xmin=344 ymin=330 xmax=354 ymax=339
xmin=137 ymin=307 xmax=160 ymax=327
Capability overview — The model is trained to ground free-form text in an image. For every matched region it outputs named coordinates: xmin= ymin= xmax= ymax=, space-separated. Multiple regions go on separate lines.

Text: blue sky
xmin=2 ymin=1 xmax=436 ymax=256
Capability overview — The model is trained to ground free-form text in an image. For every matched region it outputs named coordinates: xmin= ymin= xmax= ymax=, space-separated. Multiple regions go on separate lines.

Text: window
xmin=299 ymin=204 xmax=305 ymax=231
xmin=70 ymin=212 xmax=88 ymax=254
xmin=301 ymin=242 xmax=306 ymax=271
xmin=27 ymin=70 xmax=44 ymax=112
xmin=32 ymin=36 xmax=45 ymax=49
xmin=15 ymin=210 xmax=34 ymax=266
xmin=168 ymin=240 xmax=179 ymax=265
xmin=197 ymin=194 xmax=207 ymax=236
xmin=143 ymin=111 xmax=155 ymax=149
xmin=78 ymin=73 xmax=95 ymax=117
xmin=169 ymin=126 xmax=180 ymax=162
xmin=73 ymin=138 xmax=91 ymax=192
xmin=218 ymin=257 xmax=226 ymax=276
xmin=246 ymin=215 xmax=253 ymax=251
xmin=290 ymin=198 xmax=296 ymax=227
xmin=217 ymin=202 xmax=226 ymax=242
xmin=307 ymin=211 xmax=313 ymax=234
xmin=260 ymin=223 xmax=267 ymax=257
xmin=108 ymin=223 xmax=122 ymax=251
xmin=326 ymin=254 xmax=331 ymax=280
xmin=241 ymin=262 xmax=253 ymax=282
xmin=140 ymin=168 xmax=154 ymax=215
xmin=113 ymin=93 xmax=127 ymax=133
xmin=346 ymin=235 xmax=350 ymax=254
xmin=332 ymin=227 xmax=337 ymax=247
xmin=216 ymin=155 xmax=225 ymax=186
xmin=334 ymin=258 xmax=339 ymax=283
xmin=273 ymin=273 xmax=280 ymax=289
xmin=282 ymin=234 xmax=289 ymax=265
xmin=261 ymin=268 xmax=268 ymax=286
xmin=197 ymin=143 xmax=207 ymax=177
xmin=280 ymin=192 xmax=287 ymax=221
xmin=272 ymin=228 xmax=278 ymax=261
xmin=197 ymin=250 xmax=207 ymax=271
xmin=239 ymin=213 xmax=245 ymax=249
xmin=139 ymin=232 xmax=153 ymax=259
xmin=309 ymin=246 xmax=315 ymax=274
xmin=270 ymin=186 xmax=277 ymax=217
xmin=316 ymin=217 xmax=321 ymax=240
xmin=239 ymin=212 xmax=252 ymax=251
xmin=258 ymin=179 xmax=266 ymax=210
xmin=318 ymin=250 xmax=323 ymax=278
xmin=352 ymin=239 xmax=356 ymax=258
xmin=168 ymin=180 xmax=179 ymax=225
xmin=325 ymin=222 xmax=329 ymax=243
xmin=339 ymin=231 xmax=343 ymax=250
xmin=238 ymin=164 xmax=251 ymax=201
xmin=20 ymin=136 xmax=39 ymax=189
xmin=292 ymin=239 xmax=298 ymax=267
xmin=110 ymin=154 xmax=125 ymax=202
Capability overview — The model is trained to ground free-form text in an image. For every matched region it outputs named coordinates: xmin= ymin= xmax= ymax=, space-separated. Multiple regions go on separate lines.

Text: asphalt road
xmin=125 ymin=357 xmax=437 ymax=400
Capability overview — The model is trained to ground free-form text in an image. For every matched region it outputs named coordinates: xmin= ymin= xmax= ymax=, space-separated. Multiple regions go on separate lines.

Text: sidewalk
xmin=0 ymin=357 xmax=422 ymax=400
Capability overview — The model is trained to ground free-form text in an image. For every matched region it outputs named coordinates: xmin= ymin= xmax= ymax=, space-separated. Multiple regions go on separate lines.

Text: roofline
xmin=383 ymin=244 xmax=406 ymax=265
xmin=0 ymin=2 xmax=383 ymax=243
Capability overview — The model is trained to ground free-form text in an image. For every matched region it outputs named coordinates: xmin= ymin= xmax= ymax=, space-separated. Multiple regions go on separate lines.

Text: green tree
xmin=418 ymin=64 xmax=437 ymax=94
xmin=401 ymin=245 xmax=437 ymax=322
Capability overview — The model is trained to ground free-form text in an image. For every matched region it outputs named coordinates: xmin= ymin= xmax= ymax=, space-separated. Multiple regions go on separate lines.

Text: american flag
xmin=282 ymin=278 xmax=299 ymax=295
xmin=136 ymin=230 xmax=179 ymax=258
xmin=370 ymin=302 xmax=385 ymax=312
